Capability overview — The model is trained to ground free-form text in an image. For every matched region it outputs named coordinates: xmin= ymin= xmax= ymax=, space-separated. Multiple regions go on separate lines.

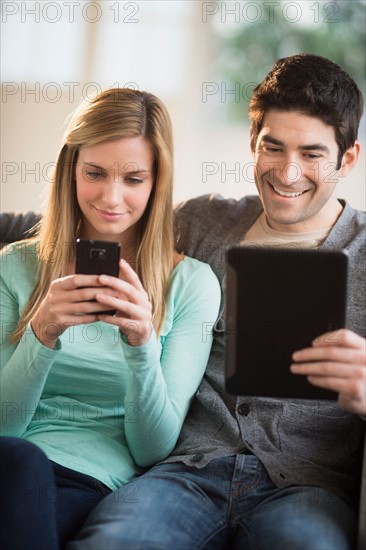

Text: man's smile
xmin=269 ymin=183 xmax=310 ymax=198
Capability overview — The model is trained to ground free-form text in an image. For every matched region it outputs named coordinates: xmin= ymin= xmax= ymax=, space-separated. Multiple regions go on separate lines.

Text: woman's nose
xmin=101 ymin=179 xmax=123 ymax=206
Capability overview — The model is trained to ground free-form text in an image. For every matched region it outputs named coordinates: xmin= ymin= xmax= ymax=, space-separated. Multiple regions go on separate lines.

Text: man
xmin=68 ymin=54 xmax=365 ymax=549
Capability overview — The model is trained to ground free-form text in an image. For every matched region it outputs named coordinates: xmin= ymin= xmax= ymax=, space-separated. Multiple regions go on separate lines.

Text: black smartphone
xmin=75 ymin=238 xmax=121 ymax=315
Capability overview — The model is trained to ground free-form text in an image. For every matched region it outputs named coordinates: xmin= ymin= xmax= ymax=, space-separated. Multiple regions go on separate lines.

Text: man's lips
xmin=269 ymin=183 xmax=310 ymax=198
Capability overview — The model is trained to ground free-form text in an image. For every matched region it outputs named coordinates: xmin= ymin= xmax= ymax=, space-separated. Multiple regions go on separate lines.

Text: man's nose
xmin=275 ymin=155 xmax=302 ymax=186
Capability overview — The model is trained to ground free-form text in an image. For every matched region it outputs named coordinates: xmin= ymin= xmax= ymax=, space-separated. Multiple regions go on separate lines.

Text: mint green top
xmin=0 ymin=242 xmax=221 ymax=490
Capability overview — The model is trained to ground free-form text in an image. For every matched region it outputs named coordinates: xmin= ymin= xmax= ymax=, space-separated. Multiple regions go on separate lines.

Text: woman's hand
xmin=291 ymin=329 xmax=366 ymax=416
xmin=30 ymin=274 xmax=117 ymax=348
xmin=95 ymin=259 xmax=153 ymax=347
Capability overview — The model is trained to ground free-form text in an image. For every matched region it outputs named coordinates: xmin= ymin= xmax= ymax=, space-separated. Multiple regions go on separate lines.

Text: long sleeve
xmin=0 ymin=244 xmax=221 ymax=489
xmin=122 ymin=257 xmax=221 ymax=467
xmin=0 ymin=242 xmax=61 ymax=436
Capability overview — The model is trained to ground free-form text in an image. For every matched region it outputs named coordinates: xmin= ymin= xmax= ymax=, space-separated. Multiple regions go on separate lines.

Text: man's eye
xmin=263 ymin=145 xmax=281 ymax=153
xmin=305 ymin=153 xmax=321 ymax=159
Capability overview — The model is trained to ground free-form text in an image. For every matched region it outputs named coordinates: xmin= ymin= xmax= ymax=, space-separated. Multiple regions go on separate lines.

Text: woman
xmin=0 ymin=89 xmax=221 ymax=549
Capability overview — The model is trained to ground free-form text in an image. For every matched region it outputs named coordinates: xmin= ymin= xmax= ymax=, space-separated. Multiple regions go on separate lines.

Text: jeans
xmin=68 ymin=454 xmax=357 ymax=550
xmin=0 ymin=437 xmax=111 ymax=550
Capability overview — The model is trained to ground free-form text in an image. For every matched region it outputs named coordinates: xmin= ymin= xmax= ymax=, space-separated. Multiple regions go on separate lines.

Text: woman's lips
xmin=93 ymin=206 xmax=128 ymax=220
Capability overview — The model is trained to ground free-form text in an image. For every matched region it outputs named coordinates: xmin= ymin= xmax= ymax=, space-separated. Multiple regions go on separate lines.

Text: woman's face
xmin=75 ymin=136 xmax=154 ymax=243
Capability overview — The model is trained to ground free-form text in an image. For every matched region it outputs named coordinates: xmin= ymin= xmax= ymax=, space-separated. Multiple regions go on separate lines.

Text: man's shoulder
xmin=174 ymin=193 xmax=262 ymax=222
xmin=342 ymin=200 xmax=366 ymax=219
xmin=173 ymin=194 xmax=263 ymax=261
xmin=331 ymin=201 xmax=366 ymax=248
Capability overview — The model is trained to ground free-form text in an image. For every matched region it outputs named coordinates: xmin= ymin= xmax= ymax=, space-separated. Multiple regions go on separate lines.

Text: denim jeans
xmin=68 ymin=454 xmax=357 ymax=550
xmin=0 ymin=437 xmax=111 ymax=550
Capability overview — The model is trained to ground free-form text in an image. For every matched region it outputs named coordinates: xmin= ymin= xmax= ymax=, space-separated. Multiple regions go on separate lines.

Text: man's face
xmin=251 ymin=109 xmax=345 ymax=233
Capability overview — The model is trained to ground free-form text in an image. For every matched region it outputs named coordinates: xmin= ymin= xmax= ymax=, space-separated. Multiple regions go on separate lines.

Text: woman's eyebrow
xmin=83 ymin=160 xmax=151 ymax=174
xmin=82 ymin=162 xmax=151 ymax=173
xmin=126 ymin=169 xmax=151 ymax=174
xmin=82 ymin=162 xmax=104 ymax=168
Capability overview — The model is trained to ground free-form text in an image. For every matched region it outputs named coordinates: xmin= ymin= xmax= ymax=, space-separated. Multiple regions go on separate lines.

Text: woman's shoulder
xmin=162 ymin=254 xmax=221 ymax=335
xmin=173 ymin=254 xmax=216 ymax=275
xmin=1 ymin=240 xmax=39 ymax=281
xmin=1 ymin=239 xmax=39 ymax=263
xmin=170 ymin=254 xmax=220 ymax=295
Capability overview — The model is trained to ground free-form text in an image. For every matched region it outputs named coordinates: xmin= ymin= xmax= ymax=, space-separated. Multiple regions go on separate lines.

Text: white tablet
xmin=225 ymin=246 xmax=348 ymax=400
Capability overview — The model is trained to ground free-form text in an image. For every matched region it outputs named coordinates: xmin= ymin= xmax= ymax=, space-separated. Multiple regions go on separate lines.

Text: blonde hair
xmin=11 ymin=88 xmax=174 ymax=342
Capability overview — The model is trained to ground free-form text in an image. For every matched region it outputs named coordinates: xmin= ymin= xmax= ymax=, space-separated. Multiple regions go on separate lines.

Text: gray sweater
xmin=165 ymin=194 xmax=365 ymax=506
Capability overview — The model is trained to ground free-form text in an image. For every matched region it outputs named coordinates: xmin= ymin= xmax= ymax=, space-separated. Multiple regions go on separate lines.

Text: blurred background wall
xmin=1 ymin=0 xmax=365 ymax=213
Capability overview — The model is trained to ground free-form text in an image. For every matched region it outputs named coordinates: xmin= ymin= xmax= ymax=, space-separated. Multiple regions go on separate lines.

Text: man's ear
xmin=339 ymin=141 xmax=360 ymax=177
xmin=249 ymin=126 xmax=256 ymax=156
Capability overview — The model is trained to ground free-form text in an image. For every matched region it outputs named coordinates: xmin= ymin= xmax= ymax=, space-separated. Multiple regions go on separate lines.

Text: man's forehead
xmin=258 ymin=109 xmax=337 ymax=145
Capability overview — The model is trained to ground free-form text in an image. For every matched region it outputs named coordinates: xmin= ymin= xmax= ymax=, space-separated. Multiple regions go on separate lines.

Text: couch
xmin=1 ymin=211 xmax=365 ymax=549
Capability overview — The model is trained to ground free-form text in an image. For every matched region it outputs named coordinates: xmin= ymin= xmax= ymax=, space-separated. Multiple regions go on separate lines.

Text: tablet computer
xmin=225 ymin=246 xmax=348 ymax=400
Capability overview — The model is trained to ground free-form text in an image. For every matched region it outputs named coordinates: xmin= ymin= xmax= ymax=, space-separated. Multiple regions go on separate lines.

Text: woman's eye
xmin=85 ymin=171 xmax=103 ymax=180
xmin=126 ymin=177 xmax=143 ymax=184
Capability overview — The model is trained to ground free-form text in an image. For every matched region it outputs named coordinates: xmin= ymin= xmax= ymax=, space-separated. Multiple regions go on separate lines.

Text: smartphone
xmin=75 ymin=238 xmax=121 ymax=315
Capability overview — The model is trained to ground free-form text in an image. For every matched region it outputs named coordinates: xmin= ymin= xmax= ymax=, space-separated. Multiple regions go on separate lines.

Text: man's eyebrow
xmin=261 ymin=135 xmax=283 ymax=146
xmin=300 ymin=144 xmax=330 ymax=153
xmin=261 ymin=135 xmax=330 ymax=153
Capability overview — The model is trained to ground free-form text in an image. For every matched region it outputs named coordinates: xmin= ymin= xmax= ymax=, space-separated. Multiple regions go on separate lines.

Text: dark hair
xmin=249 ymin=53 xmax=364 ymax=168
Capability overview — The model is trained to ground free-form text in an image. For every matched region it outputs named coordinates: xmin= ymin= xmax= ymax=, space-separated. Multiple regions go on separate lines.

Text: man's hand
xmin=291 ymin=329 xmax=366 ymax=416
